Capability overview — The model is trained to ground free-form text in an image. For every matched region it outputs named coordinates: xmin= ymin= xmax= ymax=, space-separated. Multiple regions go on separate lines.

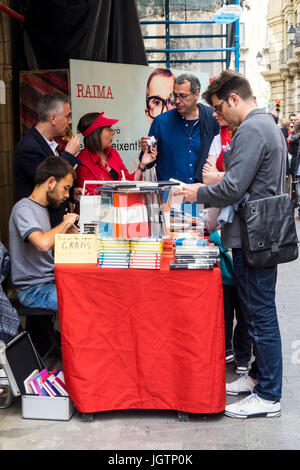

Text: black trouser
xmin=223 ymin=284 xmax=252 ymax=365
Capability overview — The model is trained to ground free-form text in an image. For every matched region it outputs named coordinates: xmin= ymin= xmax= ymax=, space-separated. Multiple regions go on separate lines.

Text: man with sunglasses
xmin=140 ymin=73 xmax=219 ymax=184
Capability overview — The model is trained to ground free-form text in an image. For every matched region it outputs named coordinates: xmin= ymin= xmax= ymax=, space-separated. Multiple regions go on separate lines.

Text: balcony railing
xmin=295 ymin=24 xmax=300 ymax=47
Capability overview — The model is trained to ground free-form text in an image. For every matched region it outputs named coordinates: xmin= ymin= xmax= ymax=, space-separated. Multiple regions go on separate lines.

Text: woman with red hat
xmin=76 ymin=112 xmax=157 ymax=194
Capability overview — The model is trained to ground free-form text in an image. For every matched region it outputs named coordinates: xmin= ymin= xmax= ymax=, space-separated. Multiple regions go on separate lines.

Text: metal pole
xmin=234 ymin=0 xmax=240 ymax=72
xmin=165 ymin=0 xmax=170 ymax=68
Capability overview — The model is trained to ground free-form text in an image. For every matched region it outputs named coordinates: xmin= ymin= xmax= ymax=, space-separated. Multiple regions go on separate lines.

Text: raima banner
xmin=69 ymin=59 xmax=209 ymax=171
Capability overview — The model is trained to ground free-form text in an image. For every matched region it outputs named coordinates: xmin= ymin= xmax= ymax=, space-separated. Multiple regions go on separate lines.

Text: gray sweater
xmin=197 ymin=108 xmax=287 ymax=248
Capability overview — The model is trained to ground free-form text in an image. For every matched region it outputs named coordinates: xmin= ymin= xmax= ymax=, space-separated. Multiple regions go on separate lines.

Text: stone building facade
xmin=262 ymin=0 xmax=300 ymax=118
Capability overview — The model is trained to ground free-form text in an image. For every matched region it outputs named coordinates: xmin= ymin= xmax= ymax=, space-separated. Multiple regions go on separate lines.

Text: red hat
xmin=82 ymin=112 xmax=119 ymax=137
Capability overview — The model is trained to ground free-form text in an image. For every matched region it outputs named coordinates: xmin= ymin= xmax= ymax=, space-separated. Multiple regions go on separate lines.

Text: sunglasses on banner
xmin=146 ymin=95 xmax=176 ymax=119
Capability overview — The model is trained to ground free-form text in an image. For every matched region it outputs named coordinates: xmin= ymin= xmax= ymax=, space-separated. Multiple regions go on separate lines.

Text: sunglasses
xmin=213 ymin=96 xmax=230 ymax=114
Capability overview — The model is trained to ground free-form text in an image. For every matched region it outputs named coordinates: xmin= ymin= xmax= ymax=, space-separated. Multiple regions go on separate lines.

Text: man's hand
xmin=65 ymin=135 xmax=81 ymax=155
xmin=63 ymin=212 xmax=79 ymax=230
xmin=206 ymin=155 xmax=217 ymax=168
xmin=140 ymin=145 xmax=157 ymax=168
xmin=139 ymin=136 xmax=150 ymax=153
xmin=181 ymin=183 xmax=205 ymax=203
xmin=202 ymin=160 xmax=215 ymax=173
xmin=66 ymin=223 xmax=79 ymax=234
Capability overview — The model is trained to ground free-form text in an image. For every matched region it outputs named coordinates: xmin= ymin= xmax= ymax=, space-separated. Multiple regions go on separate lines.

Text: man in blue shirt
xmin=140 ymin=73 xmax=219 ymax=184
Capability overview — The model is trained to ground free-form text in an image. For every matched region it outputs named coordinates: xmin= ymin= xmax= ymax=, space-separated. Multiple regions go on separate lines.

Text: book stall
xmin=0 ymin=181 xmax=225 ymax=421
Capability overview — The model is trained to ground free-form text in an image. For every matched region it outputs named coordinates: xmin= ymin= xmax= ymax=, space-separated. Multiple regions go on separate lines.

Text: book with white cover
xmin=23 ymin=369 xmax=39 ymax=394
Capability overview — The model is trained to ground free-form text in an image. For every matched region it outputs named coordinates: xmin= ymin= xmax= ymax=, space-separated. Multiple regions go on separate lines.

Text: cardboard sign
xmin=54 ymin=234 xmax=97 ymax=264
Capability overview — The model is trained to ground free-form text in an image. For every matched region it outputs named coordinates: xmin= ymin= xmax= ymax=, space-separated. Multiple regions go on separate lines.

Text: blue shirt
xmin=148 ymin=105 xmax=219 ymax=184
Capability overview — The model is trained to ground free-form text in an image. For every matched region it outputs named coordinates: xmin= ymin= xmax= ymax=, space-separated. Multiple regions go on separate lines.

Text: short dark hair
xmin=37 ymin=93 xmax=70 ymax=122
xmin=34 ymin=156 xmax=76 ymax=185
xmin=174 ymin=73 xmax=200 ymax=94
xmin=202 ymin=69 xmax=254 ymax=106
xmin=77 ymin=112 xmax=103 ymax=152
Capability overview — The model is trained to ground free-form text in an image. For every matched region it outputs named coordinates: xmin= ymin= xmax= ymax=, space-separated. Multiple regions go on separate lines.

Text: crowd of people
xmin=278 ymin=112 xmax=300 ymax=214
xmin=1 ymin=67 xmax=297 ymax=420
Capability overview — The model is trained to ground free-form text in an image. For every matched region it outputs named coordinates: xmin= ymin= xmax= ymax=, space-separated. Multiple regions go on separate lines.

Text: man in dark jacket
xmin=289 ymin=120 xmax=300 ymax=214
xmin=139 ymin=73 xmax=219 ymax=183
xmin=14 ymin=93 xmax=81 ymax=227
xmin=182 ymin=69 xmax=286 ymax=419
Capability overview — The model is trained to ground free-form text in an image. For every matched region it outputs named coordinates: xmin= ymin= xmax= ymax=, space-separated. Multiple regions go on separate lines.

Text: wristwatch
xmin=138 ymin=163 xmax=146 ymax=172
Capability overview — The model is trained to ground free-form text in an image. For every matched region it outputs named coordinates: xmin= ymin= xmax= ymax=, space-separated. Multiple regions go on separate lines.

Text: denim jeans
xmin=232 ymin=248 xmax=282 ymax=402
xmin=223 ymin=284 xmax=252 ymax=365
xmin=17 ymin=281 xmax=58 ymax=311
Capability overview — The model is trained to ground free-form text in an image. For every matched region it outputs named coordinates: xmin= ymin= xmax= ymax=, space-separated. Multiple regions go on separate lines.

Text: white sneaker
xmin=226 ymin=373 xmax=257 ymax=396
xmin=224 ymin=393 xmax=281 ymax=419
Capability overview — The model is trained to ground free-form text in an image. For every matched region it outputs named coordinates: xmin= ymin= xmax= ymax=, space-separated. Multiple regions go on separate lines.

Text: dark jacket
xmin=14 ymin=126 xmax=81 ymax=227
xmin=194 ymin=103 xmax=220 ymax=182
xmin=288 ymin=133 xmax=300 ymax=176
xmin=143 ymin=103 xmax=219 ymax=183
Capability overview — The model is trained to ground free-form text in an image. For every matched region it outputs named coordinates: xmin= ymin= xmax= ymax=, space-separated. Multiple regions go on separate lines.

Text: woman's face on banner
xmin=145 ymin=75 xmax=176 ymax=125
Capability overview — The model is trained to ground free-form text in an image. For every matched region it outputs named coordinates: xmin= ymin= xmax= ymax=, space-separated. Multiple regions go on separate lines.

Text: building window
xmin=239 ymin=23 xmax=245 ymax=47
xmin=239 ymin=60 xmax=246 ymax=76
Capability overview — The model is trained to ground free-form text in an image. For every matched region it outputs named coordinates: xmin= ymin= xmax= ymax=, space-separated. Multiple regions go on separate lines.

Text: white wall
xmin=237 ymin=0 xmax=271 ymax=108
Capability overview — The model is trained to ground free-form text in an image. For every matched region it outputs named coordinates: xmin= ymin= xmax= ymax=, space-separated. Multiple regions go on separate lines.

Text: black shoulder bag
xmin=238 ymin=148 xmax=299 ymax=268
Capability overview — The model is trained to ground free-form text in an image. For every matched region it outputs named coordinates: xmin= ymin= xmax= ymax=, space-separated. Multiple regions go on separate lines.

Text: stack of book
xmin=170 ymin=240 xmax=220 ymax=270
xmin=80 ymin=185 xmax=181 ymax=239
xmin=23 ymin=368 xmax=68 ymax=397
xmin=169 ymin=209 xmax=205 ymax=239
xmin=129 ymin=238 xmax=162 ymax=270
xmin=97 ymin=238 xmax=131 ymax=268
xmin=162 ymin=236 xmax=174 ymax=259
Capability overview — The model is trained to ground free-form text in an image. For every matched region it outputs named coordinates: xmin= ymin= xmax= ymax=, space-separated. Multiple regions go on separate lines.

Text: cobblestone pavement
xmin=0 ymin=221 xmax=300 ymax=450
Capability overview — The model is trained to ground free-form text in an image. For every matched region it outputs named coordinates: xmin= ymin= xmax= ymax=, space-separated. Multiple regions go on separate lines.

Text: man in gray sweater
xmin=182 ymin=70 xmax=286 ymax=419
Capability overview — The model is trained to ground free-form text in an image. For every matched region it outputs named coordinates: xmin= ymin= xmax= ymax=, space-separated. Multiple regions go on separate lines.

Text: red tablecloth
xmin=55 ymin=260 xmax=225 ymax=414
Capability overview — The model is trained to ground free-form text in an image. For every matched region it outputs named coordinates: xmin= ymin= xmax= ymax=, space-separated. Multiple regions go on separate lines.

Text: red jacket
xmin=216 ymin=126 xmax=232 ymax=172
xmin=76 ymin=146 xmax=138 ymax=194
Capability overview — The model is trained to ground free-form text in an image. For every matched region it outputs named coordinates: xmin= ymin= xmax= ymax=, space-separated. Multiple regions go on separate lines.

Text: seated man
xmin=9 ymin=156 xmax=78 ymax=312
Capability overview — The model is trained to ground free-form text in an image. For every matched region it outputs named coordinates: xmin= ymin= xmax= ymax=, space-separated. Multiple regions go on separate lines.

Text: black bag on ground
xmin=238 ymin=193 xmax=299 ymax=268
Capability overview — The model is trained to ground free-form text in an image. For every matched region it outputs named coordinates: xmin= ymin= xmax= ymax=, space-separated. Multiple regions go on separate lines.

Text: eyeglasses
xmin=170 ymin=92 xmax=194 ymax=102
xmin=146 ymin=95 xmax=176 ymax=119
